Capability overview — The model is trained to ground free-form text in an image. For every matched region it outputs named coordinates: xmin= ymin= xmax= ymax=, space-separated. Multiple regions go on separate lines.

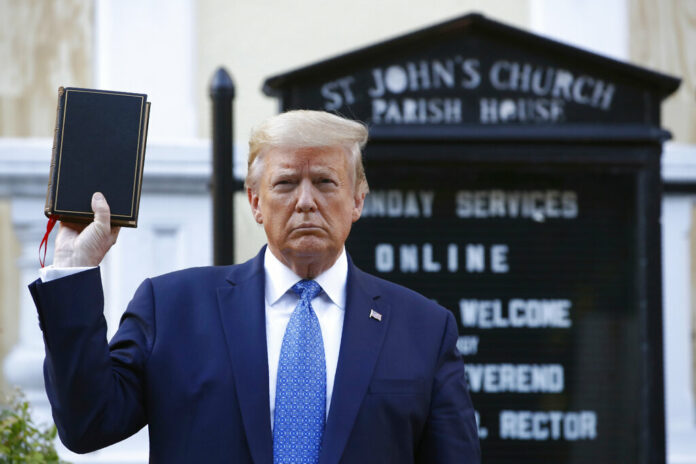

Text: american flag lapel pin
xmin=369 ymin=309 xmax=382 ymax=322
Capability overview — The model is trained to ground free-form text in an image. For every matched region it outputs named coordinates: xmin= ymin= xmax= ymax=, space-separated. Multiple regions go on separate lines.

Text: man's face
xmin=248 ymin=146 xmax=365 ymax=278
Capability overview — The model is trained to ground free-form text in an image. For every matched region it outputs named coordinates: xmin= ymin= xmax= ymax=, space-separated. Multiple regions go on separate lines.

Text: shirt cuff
xmin=39 ymin=265 xmax=97 ymax=283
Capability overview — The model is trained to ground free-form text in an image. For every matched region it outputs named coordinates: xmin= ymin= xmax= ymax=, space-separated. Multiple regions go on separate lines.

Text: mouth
xmin=292 ymin=224 xmax=324 ymax=233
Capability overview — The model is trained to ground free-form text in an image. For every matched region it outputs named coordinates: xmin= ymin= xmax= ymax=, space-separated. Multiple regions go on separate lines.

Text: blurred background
xmin=0 ymin=0 xmax=694 ymax=462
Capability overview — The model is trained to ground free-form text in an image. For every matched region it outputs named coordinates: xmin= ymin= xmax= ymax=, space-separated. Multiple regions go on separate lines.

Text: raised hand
xmin=53 ymin=192 xmax=121 ymax=267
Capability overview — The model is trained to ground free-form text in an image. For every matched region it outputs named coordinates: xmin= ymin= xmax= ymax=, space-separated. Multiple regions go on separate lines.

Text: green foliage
xmin=0 ymin=390 xmax=69 ymax=464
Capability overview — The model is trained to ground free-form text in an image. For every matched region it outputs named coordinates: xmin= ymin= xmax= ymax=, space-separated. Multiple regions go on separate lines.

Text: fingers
xmin=52 ymin=194 xmax=120 ymax=268
xmin=58 ymin=220 xmax=87 ymax=234
xmin=91 ymin=192 xmax=111 ymax=228
xmin=110 ymin=226 xmax=121 ymax=246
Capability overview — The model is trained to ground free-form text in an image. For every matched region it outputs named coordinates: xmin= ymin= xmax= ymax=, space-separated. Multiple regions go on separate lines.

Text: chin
xmin=287 ymin=239 xmax=335 ymax=259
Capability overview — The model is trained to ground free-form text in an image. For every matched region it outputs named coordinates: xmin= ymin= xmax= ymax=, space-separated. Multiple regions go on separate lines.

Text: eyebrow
xmin=311 ymin=166 xmax=340 ymax=177
xmin=270 ymin=168 xmax=300 ymax=177
xmin=271 ymin=166 xmax=340 ymax=177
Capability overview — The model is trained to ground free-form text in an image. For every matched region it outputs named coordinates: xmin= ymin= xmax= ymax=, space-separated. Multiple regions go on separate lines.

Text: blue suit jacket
xmin=29 ymin=248 xmax=480 ymax=463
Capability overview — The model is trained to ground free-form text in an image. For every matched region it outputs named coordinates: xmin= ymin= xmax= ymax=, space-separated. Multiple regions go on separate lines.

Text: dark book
xmin=45 ymin=87 xmax=151 ymax=227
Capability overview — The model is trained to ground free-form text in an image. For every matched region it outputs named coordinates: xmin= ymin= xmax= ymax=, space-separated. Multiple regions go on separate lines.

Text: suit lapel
xmin=319 ymin=263 xmax=389 ymax=464
xmin=217 ymin=251 xmax=273 ymax=464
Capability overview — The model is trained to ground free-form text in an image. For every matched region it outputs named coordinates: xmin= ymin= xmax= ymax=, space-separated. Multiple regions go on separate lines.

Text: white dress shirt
xmin=264 ymin=247 xmax=347 ymax=429
xmin=40 ymin=265 xmax=94 ymax=282
xmin=39 ymin=248 xmax=348 ymax=430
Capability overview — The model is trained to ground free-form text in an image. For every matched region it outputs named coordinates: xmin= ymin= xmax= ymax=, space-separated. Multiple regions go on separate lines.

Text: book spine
xmin=45 ymin=87 xmax=65 ymax=218
xmin=131 ymin=101 xmax=151 ymax=227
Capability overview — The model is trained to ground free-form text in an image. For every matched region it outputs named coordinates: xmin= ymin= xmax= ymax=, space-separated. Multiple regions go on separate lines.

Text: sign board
xmin=263 ymin=13 xmax=679 ymax=463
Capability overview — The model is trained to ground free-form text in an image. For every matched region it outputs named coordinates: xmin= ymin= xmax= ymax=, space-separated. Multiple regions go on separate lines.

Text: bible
xmin=44 ymin=87 xmax=151 ymax=227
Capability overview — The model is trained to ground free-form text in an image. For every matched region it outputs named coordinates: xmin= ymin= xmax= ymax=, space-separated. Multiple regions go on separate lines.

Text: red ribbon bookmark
xmin=39 ymin=216 xmax=58 ymax=268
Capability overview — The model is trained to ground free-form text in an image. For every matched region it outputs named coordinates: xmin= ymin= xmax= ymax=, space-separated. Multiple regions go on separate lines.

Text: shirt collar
xmin=264 ymin=247 xmax=348 ymax=310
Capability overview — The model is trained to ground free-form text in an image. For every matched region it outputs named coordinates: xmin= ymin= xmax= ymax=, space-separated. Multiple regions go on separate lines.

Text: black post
xmin=209 ymin=67 xmax=235 ymax=265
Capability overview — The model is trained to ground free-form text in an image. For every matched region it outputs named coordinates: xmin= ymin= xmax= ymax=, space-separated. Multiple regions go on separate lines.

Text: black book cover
xmin=45 ymin=87 xmax=151 ymax=227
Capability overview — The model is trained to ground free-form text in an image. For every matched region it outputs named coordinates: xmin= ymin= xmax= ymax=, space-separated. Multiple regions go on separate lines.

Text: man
xmin=30 ymin=110 xmax=480 ymax=463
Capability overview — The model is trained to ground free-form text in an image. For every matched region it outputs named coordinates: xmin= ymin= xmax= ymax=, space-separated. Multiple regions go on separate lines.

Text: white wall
xmin=662 ymin=143 xmax=696 ymax=464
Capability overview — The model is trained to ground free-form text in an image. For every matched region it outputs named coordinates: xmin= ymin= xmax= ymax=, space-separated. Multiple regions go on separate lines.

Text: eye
xmin=316 ymin=177 xmax=338 ymax=187
xmin=272 ymin=178 xmax=296 ymax=189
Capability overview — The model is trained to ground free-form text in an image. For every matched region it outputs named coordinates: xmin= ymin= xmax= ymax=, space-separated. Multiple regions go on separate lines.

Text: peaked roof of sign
xmin=262 ymin=12 xmax=680 ymax=97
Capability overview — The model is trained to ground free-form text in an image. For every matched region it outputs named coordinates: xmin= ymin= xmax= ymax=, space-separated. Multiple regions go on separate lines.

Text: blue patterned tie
xmin=273 ymin=280 xmax=325 ymax=464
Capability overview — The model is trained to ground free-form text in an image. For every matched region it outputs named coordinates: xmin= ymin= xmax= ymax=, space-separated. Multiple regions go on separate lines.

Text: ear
xmin=247 ymin=188 xmax=263 ymax=224
xmin=351 ymin=190 xmax=366 ymax=223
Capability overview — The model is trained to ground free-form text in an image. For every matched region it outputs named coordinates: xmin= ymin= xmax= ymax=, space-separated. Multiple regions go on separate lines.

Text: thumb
xmin=92 ymin=192 xmax=111 ymax=227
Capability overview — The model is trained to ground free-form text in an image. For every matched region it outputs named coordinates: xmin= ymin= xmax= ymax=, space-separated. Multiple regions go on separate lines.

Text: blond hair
xmin=246 ymin=110 xmax=369 ymax=195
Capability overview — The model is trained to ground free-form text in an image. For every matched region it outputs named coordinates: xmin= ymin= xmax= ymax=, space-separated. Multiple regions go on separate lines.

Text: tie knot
xmin=291 ymin=279 xmax=322 ymax=301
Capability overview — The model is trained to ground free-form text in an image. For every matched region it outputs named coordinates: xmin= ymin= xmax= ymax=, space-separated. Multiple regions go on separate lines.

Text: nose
xmin=295 ymin=179 xmax=317 ymax=212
